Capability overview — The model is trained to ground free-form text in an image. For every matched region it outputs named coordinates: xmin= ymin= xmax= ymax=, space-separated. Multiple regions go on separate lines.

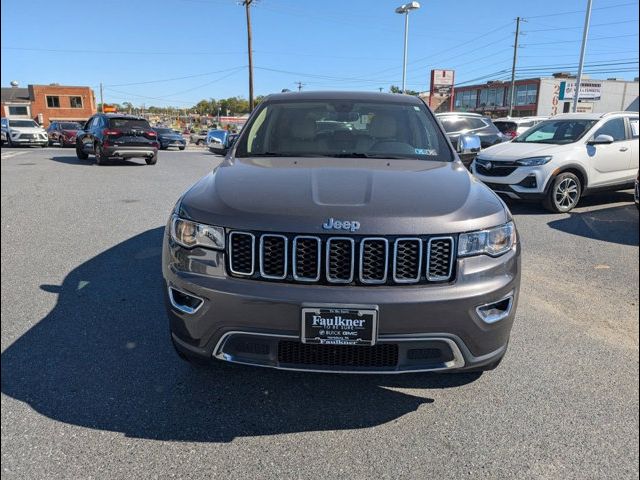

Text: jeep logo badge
xmin=322 ymin=218 xmax=361 ymax=232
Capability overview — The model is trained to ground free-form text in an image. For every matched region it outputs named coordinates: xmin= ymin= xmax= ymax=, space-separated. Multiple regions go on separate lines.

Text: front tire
xmin=196 ymin=139 xmax=204 ymax=146
xmin=543 ymin=172 xmax=582 ymax=213
xmin=76 ymin=143 xmax=89 ymax=159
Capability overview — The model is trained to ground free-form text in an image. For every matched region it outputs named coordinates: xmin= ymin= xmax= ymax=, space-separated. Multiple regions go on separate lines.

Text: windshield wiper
xmin=250 ymin=152 xmax=323 ymax=157
xmin=328 ymin=152 xmax=409 ymax=159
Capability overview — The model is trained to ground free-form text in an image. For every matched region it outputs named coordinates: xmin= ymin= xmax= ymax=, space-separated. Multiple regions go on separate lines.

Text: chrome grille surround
xmin=226 ymin=231 xmax=455 ymax=286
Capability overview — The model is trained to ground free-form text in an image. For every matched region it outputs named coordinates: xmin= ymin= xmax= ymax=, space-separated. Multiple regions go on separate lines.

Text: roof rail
xmin=600 ymin=111 xmax=635 ymax=117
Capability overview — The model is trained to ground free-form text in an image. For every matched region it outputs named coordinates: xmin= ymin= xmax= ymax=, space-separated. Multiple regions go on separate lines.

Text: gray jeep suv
xmin=163 ymin=91 xmax=521 ymax=374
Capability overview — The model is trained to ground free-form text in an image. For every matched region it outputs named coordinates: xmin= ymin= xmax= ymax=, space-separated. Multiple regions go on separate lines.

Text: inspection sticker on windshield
xmin=415 ymin=148 xmax=437 ymax=155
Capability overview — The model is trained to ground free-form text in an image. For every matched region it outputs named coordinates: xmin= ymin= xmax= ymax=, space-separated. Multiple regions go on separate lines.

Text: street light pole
xmin=573 ymin=0 xmax=593 ymax=112
xmin=243 ymin=0 xmax=255 ymax=112
xmin=395 ymin=2 xmax=420 ymax=94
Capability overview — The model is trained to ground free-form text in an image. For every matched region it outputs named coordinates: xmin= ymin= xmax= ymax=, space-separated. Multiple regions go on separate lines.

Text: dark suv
xmin=436 ymin=112 xmax=506 ymax=167
xmin=164 ymin=91 xmax=521 ymax=374
xmin=76 ymin=114 xmax=158 ymax=165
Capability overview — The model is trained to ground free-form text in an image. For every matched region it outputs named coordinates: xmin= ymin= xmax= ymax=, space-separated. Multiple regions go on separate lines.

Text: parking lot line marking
xmin=1 ymin=151 xmax=28 ymax=160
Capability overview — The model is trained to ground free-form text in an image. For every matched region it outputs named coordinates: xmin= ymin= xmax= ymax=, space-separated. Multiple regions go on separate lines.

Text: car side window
xmin=594 ymin=118 xmax=626 ymax=142
xmin=628 ymin=117 xmax=639 ymax=139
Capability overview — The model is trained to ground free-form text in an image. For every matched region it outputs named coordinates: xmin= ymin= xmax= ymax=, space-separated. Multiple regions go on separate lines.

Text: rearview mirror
xmin=589 ymin=134 xmax=614 ymax=145
xmin=458 ymin=134 xmax=481 ymax=155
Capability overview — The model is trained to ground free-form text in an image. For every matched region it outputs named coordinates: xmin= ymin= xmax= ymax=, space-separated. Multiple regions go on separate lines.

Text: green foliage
xmin=389 ymin=85 xmax=420 ymax=96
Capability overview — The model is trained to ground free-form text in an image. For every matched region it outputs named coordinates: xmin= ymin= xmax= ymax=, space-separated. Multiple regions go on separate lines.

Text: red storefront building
xmin=1 ymin=83 xmax=97 ymax=126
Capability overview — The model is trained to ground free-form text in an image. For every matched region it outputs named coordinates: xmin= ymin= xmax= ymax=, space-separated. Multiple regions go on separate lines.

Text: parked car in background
xmin=436 ymin=112 xmax=506 ymax=167
xmin=153 ymin=127 xmax=186 ymax=150
xmin=47 ymin=121 xmax=83 ymax=147
xmin=635 ymin=170 xmax=639 ymax=210
xmin=206 ymin=129 xmax=238 ymax=155
xmin=494 ymin=116 xmax=548 ymax=138
xmin=189 ymin=130 xmax=209 ymax=145
xmin=1 ymin=118 xmax=7 ymax=145
xmin=1 ymin=118 xmax=48 ymax=147
xmin=473 ymin=112 xmax=639 ymax=212
xmin=76 ymin=113 xmax=158 ymax=165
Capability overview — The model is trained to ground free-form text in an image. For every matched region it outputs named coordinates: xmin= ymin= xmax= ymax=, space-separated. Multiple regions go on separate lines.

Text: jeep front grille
xmin=227 ymin=231 xmax=456 ymax=286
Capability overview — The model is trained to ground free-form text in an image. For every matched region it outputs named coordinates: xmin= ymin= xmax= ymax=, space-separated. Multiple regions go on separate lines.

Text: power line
xmin=526 ymin=1 xmax=638 ymax=19
xmin=525 ymin=19 xmax=638 ymax=32
xmin=103 ymin=66 xmax=247 ymax=87
xmin=521 ymin=33 xmax=638 ymax=46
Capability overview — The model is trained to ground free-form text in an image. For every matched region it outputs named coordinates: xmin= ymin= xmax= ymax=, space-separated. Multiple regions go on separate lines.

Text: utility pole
xmin=295 ymin=81 xmax=304 ymax=92
xmin=243 ymin=0 xmax=255 ymax=111
xmin=508 ymin=17 xmax=521 ymax=117
xmin=573 ymin=0 xmax=593 ymax=112
xmin=99 ymin=82 xmax=104 ymax=112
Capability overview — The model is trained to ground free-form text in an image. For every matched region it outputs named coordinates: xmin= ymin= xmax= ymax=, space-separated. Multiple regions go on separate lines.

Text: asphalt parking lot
xmin=1 ymin=146 xmax=638 ymax=479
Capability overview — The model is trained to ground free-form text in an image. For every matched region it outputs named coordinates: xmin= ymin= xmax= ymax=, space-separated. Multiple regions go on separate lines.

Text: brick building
xmin=1 ymin=83 xmax=97 ymax=126
xmin=452 ymin=74 xmax=639 ymax=118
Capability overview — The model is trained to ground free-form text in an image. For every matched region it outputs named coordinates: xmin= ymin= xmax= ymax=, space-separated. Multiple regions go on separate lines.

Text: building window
xmin=70 ymin=96 xmax=83 ymax=108
xmin=46 ymin=96 xmax=60 ymax=108
xmin=8 ymin=105 xmax=29 ymax=115
xmin=511 ymin=84 xmax=537 ymax=106
xmin=455 ymin=90 xmax=478 ymax=109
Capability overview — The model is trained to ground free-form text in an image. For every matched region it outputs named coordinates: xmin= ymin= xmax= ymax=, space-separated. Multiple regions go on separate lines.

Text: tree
xmin=389 ymin=85 xmax=420 ymax=96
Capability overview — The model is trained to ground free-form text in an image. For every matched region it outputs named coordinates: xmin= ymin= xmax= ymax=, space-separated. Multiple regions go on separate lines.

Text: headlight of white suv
xmin=458 ymin=221 xmax=517 ymax=257
xmin=515 ymin=156 xmax=552 ymax=166
xmin=170 ymin=215 xmax=225 ymax=250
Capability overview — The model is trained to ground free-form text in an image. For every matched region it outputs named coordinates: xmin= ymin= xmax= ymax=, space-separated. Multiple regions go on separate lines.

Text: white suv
xmin=2 ymin=118 xmax=48 ymax=148
xmin=472 ymin=112 xmax=639 ymax=212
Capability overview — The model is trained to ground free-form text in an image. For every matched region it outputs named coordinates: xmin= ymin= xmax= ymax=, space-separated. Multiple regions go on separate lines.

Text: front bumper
xmin=472 ymin=163 xmax=551 ymax=200
xmin=163 ymin=232 xmax=521 ymax=373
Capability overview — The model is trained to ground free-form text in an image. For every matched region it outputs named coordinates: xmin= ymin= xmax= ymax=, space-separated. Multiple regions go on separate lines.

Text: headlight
xmin=170 ymin=215 xmax=225 ymax=250
xmin=9 ymin=129 xmax=19 ymax=135
xmin=516 ymin=156 xmax=552 ymax=166
xmin=458 ymin=221 xmax=517 ymax=257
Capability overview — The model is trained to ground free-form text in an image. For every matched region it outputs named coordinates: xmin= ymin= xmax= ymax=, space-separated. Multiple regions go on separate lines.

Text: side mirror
xmin=589 ymin=134 xmax=614 ymax=145
xmin=458 ymin=134 xmax=481 ymax=155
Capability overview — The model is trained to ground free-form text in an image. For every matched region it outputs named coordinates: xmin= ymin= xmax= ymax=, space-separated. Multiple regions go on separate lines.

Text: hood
xmin=178 ymin=157 xmax=509 ymax=235
xmin=478 ymin=141 xmax=573 ymax=161
xmin=9 ymin=126 xmax=45 ymax=134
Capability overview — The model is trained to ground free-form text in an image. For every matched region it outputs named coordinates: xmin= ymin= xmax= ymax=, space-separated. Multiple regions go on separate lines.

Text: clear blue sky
xmin=1 ymin=0 xmax=638 ymax=108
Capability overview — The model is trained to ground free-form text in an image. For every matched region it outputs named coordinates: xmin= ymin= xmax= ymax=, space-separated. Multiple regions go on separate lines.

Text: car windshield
xmin=154 ymin=128 xmax=173 ymax=134
xmin=235 ymin=99 xmax=453 ymax=161
xmin=60 ymin=122 xmax=81 ymax=130
xmin=493 ymin=121 xmax=517 ymax=133
xmin=513 ymin=119 xmax=597 ymax=144
xmin=10 ymin=120 xmax=39 ymax=128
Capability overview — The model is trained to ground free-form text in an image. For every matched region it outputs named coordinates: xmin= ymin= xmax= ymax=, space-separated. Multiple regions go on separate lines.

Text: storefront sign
xmin=559 ymin=81 xmax=602 ymax=101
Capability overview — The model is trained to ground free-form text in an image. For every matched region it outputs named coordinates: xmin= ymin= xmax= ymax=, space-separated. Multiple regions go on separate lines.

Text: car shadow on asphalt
xmin=504 ymin=190 xmax=636 ymax=216
xmin=1 ymin=227 xmax=480 ymax=443
xmin=49 ymin=156 xmax=147 ymax=167
xmin=547 ymin=203 xmax=639 ymax=246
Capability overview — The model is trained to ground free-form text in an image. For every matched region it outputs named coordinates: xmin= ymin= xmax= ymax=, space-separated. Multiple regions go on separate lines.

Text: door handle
xmin=619 ymin=147 xmax=629 ymax=152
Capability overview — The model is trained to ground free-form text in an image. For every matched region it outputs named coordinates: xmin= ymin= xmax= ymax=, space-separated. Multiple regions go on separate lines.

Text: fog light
xmin=517 ymin=175 xmax=537 ymax=189
xmin=476 ymin=294 xmax=514 ymax=324
xmin=168 ymin=287 xmax=203 ymax=314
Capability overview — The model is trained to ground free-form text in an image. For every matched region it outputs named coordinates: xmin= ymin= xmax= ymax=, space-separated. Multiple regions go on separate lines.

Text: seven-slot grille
xmin=228 ymin=231 xmax=455 ymax=286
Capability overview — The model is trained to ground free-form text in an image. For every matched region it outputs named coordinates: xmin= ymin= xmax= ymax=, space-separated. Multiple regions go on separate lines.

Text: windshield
xmin=60 ymin=122 xmax=81 ymax=130
xmin=10 ymin=120 xmax=39 ymax=128
xmin=514 ymin=119 xmax=597 ymax=144
xmin=235 ymin=99 xmax=453 ymax=161
xmin=493 ymin=121 xmax=517 ymax=133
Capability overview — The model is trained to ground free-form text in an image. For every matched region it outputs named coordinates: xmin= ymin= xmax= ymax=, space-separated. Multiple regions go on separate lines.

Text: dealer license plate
xmin=301 ymin=307 xmax=378 ymax=346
